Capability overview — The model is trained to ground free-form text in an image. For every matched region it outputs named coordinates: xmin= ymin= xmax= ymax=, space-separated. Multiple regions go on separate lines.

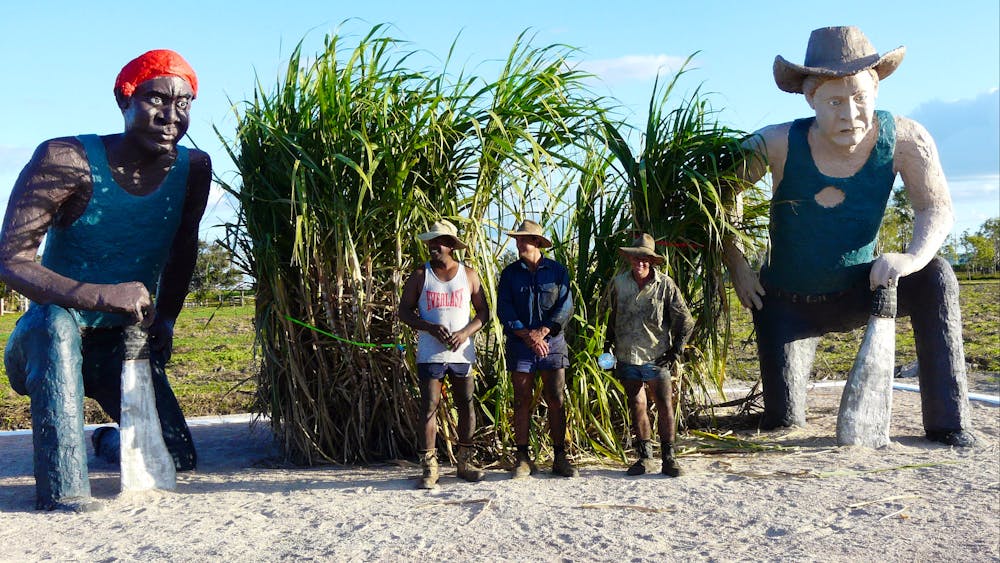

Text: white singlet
xmin=416 ymin=262 xmax=475 ymax=364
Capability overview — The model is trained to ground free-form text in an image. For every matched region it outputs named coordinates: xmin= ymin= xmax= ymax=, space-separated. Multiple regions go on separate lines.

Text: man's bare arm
xmin=148 ymin=151 xmax=212 ymax=356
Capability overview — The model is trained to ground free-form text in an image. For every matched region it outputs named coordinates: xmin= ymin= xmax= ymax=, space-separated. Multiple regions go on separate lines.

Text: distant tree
xmin=940 ymin=233 xmax=962 ymax=266
xmin=499 ymin=248 xmax=519 ymax=269
xmin=191 ymin=240 xmax=242 ymax=300
xmin=960 ymin=217 xmax=1000 ymax=274
xmin=877 ymin=185 xmax=914 ymax=254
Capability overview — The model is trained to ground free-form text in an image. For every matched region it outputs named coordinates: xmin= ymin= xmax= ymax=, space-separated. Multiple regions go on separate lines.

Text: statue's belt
xmin=767 ymin=286 xmax=855 ymax=305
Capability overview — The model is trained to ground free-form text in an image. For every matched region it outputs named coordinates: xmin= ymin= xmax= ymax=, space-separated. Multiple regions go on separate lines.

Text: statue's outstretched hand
xmin=723 ymin=240 xmax=764 ymax=310
xmin=870 ymin=253 xmax=918 ymax=290
xmin=730 ymin=258 xmax=765 ymax=310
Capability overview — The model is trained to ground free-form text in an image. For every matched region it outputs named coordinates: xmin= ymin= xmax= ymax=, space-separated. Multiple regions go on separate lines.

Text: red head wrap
xmin=114 ymin=49 xmax=198 ymax=99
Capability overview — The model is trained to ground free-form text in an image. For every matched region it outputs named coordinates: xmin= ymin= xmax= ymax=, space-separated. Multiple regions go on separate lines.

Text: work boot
xmin=456 ymin=444 xmax=486 ymax=482
xmin=626 ymin=439 xmax=657 ymax=476
xmin=926 ymin=429 xmax=977 ymax=448
xmin=39 ymin=496 xmax=104 ymax=513
xmin=551 ymin=448 xmax=579 ymax=478
xmin=511 ymin=449 xmax=538 ymax=479
xmin=661 ymin=441 xmax=681 ymax=477
xmin=417 ymin=450 xmax=439 ymax=489
xmin=92 ymin=426 xmax=121 ymax=465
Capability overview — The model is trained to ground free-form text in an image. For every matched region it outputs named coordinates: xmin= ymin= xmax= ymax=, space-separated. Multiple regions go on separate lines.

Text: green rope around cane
xmin=284 ymin=315 xmax=406 ymax=350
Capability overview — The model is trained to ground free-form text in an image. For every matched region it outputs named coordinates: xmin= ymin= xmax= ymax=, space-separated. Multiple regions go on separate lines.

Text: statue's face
xmin=121 ymin=76 xmax=193 ymax=155
xmin=806 ymin=72 xmax=878 ymax=149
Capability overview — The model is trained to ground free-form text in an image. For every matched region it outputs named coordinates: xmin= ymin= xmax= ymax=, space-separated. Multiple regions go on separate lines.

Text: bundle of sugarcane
xmin=220 ymin=26 xmax=618 ymax=463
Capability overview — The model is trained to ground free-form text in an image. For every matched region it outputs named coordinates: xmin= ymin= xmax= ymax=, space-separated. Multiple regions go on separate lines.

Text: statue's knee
xmin=13 ymin=304 xmax=79 ymax=345
xmin=911 ymin=256 xmax=958 ymax=291
xmin=6 ymin=305 xmax=82 ymax=396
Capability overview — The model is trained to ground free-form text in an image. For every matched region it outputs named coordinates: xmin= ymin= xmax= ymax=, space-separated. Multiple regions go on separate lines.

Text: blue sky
xmin=1 ymin=1 xmax=997 ymax=241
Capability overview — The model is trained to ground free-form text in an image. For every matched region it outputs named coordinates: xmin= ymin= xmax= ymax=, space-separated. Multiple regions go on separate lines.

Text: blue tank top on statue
xmin=761 ymin=110 xmax=896 ymax=294
xmin=40 ymin=134 xmax=189 ymax=327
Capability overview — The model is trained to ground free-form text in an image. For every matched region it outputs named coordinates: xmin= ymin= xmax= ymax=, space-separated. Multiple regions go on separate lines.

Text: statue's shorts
xmin=5 ymin=304 xmax=196 ymax=508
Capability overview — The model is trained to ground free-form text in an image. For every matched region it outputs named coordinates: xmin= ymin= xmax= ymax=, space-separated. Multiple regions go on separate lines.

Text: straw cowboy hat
xmin=507 ymin=219 xmax=552 ymax=248
xmin=773 ymin=26 xmax=905 ymax=94
xmin=417 ymin=219 xmax=467 ymax=249
xmin=618 ymin=233 xmax=665 ymax=265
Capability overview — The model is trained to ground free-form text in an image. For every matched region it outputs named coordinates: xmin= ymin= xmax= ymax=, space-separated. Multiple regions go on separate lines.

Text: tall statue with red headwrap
xmin=0 ymin=50 xmax=211 ymax=511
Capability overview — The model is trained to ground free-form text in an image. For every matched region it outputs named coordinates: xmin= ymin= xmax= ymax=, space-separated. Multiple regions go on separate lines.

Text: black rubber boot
xmin=551 ymin=446 xmax=578 ymax=478
xmin=626 ymin=440 xmax=657 ymax=476
xmin=92 ymin=426 xmax=121 ymax=464
xmin=926 ymin=429 xmax=977 ymax=448
xmin=661 ymin=441 xmax=681 ymax=477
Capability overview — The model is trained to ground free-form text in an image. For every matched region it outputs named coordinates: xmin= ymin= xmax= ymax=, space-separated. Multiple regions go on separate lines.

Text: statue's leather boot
xmin=626 ymin=439 xmax=658 ymax=476
xmin=511 ymin=449 xmax=538 ymax=479
xmin=417 ymin=450 xmax=439 ymax=489
xmin=456 ymin=444 xmax=486 ymax=482
xmin=661 ymin=441 xmax=681 ymax=477
xmin=92 ymin=426 xmax=121 ymax=464
xmin=39 ymin=496 xmax=104 ymax=513
xmin=926 ymin=429 xmax=976 ymax=448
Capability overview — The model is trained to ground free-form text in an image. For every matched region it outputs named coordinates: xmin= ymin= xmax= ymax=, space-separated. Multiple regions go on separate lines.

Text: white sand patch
xmin=0 ymin=387 xmax=996 ymax=561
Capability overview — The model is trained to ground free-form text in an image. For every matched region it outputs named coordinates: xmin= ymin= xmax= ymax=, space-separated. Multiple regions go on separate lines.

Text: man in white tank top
xmin=399 ymin=220 xmax=490 ymax=489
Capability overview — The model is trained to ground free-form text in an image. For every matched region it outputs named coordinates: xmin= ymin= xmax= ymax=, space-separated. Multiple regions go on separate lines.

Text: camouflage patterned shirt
xmin=608 ymin=269 xmax=693 ymax=365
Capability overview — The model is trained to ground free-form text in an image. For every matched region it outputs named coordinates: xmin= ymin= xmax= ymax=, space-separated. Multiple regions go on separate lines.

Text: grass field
xmin=0 ymin=304 xmax=257 ymax=430
xmin=726 ymin=280 xmax=1000 ymax=388
xmin=1 ymin=280 xmax=996 ymax=431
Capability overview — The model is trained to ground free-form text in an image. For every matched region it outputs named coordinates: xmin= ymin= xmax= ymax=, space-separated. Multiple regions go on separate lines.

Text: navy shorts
xmin=505 ymin=334 xmax=570 ymax=373
xmin=616 ymin=363 xmax=668 ymax=382
xmin=417 ymin=362 xmax=472 ymax=380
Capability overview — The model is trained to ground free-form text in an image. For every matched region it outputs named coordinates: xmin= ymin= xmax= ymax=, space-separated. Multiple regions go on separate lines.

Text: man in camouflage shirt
xmin=606 ymin=234 xmax=693 ymax=476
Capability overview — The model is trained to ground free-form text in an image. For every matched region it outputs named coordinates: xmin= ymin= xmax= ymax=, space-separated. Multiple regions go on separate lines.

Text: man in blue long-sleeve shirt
xmin=497 ymin=220 xmax=577 ymax=478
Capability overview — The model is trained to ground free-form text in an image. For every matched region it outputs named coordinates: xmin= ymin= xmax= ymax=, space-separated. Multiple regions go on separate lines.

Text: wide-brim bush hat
xmin=773 ymin=26 xmax=905 ymax=94
xmin=507 ymin=219 xmax=552 ymax=248
xmin=417 ymin=219 xmax=467 ymax=249
xmin=618 ymin=233 xmax=665 ymax=265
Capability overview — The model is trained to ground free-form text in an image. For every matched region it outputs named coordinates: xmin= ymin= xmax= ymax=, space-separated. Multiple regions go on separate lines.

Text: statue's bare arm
xmin=154 ymin=150 xmax=212 ymax=322
xmin=0 ymin=138 xmax=153 ymax=321
xmin=722 ymin=123 xmax=790 ymax=310
xmin=868 ymin=116 xmax=953 ymax=289
xmin=146 ymin=150 xmax=211 ymax=357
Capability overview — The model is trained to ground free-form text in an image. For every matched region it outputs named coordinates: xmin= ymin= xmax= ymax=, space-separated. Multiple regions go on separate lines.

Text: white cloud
xmin=910 ymin=90 xmax=999 ymax=178
xmin=948 ymin=174 xmax=1000 ymax=203
xmin=577 ymin=54 xmax=692 ymax=84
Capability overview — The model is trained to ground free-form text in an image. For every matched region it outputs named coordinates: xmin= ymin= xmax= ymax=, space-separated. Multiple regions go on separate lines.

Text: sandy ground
xmin=0 ymin=384 xmax=997 ymax=562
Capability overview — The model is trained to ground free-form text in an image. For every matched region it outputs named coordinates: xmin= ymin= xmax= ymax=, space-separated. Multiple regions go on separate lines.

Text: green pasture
xmin=1 ymin=280 xmax=994 ymax=432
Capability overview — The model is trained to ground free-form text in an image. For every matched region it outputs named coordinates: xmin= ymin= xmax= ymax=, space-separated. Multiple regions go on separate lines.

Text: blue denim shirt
xmin=497 ymin=256 xmax=574 ymax=337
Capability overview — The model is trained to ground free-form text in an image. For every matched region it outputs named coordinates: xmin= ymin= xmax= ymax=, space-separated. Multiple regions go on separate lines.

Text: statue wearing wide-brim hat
xmin=719 ymin=25 xmax=975 ymax=447
xmin=773 ymin=26 xmax=906 ymax=94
